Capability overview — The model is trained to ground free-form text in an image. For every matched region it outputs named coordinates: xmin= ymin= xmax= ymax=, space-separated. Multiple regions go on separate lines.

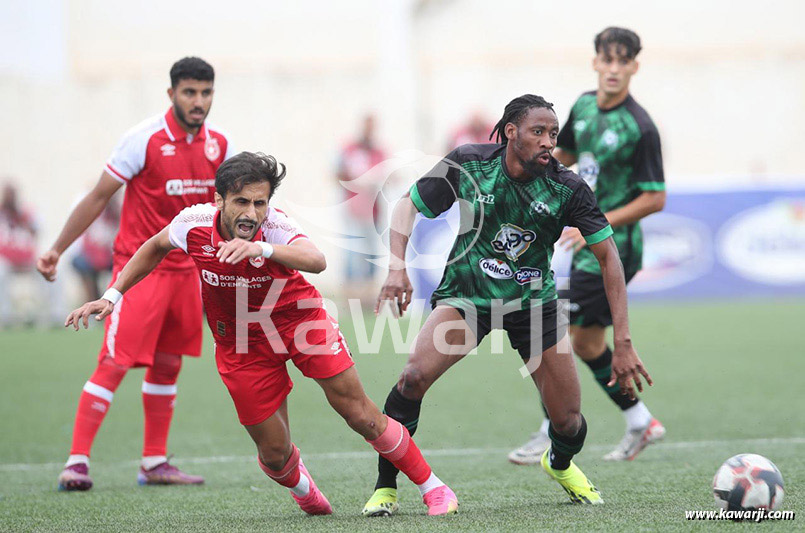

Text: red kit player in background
xmin=37 ymin=57 xmax=233 ymax=490
xmin=65 ymin=152 xmax=459 ymax=516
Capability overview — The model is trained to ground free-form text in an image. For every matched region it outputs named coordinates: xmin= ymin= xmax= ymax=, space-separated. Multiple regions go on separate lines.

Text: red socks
xmin=69 ymin=359 xmax=127 ymax=456
xmin=141 ymin=353 xmax=181 ymax=457
xmin=367 ymin=416 xmax=432 ymax=485
xmin=258 ymin=444 xmax=302 ymax=488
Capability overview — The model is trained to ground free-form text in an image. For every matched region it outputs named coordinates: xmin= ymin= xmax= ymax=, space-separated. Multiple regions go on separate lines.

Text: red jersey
xmin=167 ymin=203 xmax=321 ymax=346
xmin=105 ymin=108 xmax=233 ymax=271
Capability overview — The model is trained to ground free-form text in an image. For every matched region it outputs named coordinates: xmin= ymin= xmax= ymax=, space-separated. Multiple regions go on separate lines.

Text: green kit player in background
xmin=362 ymin=94 xmax=654 ymax=516
xmin=509 ymin=27 xmax=667 ymax=466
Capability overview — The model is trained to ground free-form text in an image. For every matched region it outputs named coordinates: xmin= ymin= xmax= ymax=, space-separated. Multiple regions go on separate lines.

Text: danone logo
xmin=479 ymin=258 xmax=513 ymax=279
xmin=514 ymin=267 xmax=542 ymax=285
xmin=491 ymin=223 xmax=537 ymax=261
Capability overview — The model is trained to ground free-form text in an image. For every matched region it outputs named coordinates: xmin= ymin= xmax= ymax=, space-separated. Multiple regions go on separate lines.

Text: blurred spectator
xmin=70 ymin=193 xmax=120 ymax=301
xmin=447 ymin=111 xmax=494 ymax=150
xmin=0 ymin=182 xmax=63 ymax=327
xmin=336 ymin=114 xmax=388 ymax=298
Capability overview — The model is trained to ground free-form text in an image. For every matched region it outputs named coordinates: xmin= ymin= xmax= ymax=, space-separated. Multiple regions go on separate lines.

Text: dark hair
xmin=594 ymin=27 xmax=642 ymax=59
xmin=215 ymin=152 xmax=286 ymax=199
xmin=170 ymin=57 xmax=215 ymax=87
xmin=490 ymin=94 xmax=555 ymax=144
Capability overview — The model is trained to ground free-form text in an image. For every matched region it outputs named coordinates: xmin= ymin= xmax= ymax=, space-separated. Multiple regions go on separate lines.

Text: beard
xmin=174 ymin=103 xmax=206 ymax=128
xmin=222 ymin=212 xmax=260 ymax=240
xmin=515 ymin=138 xmax=549 ymax=178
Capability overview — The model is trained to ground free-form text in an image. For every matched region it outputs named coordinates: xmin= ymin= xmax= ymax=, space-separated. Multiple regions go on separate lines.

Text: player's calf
xmin=258 ymin=444 xmax=332 ymax=515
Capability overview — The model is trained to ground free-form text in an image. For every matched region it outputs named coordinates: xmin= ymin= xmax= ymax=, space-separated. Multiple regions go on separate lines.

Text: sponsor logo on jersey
xmin=331 ymin=341 xmax=342 ymax=354
xmin=201 ymin=244 xmax=216 ymax=256
xmin=491 ymin=223 xmax=537 ymax=261
xmin=249 ymin=256 xmax=265 ymax=268
xmin=577 ymin=152 xmax=599 ymax=190
xmin=530 ymin=201 xmax=551 ymax=216
xmin=205 ymin=137 xmax=221 ymax=161
xmin=514 ymin=267 xmax=542 ymax=285
xmin=602 ymin=129 xmax=619 ymax=149
xmin=479 ymin=257 xmax=513 ymax=279
xmin=202 ymin=269 xmax=220 ymax=286
xmin=160 ymin=143 xmax=176 ymax=157
xmin=166 ymin=179 xmax=184 ymax=196
xmin=574 ymin=120 xmax=587 ymax=132
xmin=476 ymin=193 xmax=495 ymax=204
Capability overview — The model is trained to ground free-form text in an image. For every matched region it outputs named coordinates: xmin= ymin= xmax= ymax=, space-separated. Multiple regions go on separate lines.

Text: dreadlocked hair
xmin=490 ymin=94 xmax=554 ymax=144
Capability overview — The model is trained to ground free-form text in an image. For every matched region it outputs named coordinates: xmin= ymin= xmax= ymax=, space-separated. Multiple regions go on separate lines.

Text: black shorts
xmin=444 ymin=300 xmax=568 ymax=361
xmin=559 ymin=269 xmax=637 ymax=328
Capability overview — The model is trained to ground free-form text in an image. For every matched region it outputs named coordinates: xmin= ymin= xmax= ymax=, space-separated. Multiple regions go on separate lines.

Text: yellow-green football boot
xmin=541 ymin=449 xmax=603 ymax=504
xmin=362 ymin=487 xmax=400 ymax=517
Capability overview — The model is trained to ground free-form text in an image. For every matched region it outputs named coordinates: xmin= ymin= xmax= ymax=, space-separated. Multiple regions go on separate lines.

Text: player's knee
xmin=146 ymin=352 xmax=182 ymax=384
xmin=550 ymin=409 xmax=582 ymax=437
xmin=258 ymin=443 xmax=292 ymax=471
xmin=571 ymin=336 xmax=604 ymax=360
xmin=396 ymin=366 xmax=431 ymax=400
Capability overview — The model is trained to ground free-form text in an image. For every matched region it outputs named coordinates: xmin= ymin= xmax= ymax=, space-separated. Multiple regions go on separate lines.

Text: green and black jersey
xmin=556 ymin=91 xmax=664 ymax=275
xmin=409 ymin=143 xmax=613 ymax=312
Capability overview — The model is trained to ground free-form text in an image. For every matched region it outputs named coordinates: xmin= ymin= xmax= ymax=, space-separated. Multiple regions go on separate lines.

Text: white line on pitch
xmin=2 ymin=436 xmax=804 ymax=473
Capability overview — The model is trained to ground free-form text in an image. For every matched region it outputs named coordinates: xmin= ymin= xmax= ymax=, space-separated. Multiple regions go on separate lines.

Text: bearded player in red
xmin=38 ymin=57 xmax=233 ymax=490
xmin=65 ymin=152 xmax=459 ymax=516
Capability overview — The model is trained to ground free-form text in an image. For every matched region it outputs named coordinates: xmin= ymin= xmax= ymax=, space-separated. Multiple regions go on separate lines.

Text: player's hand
xmin=608 ymin=340 xmax=653 ymax=400
xmin=37 ymin=249 xmax=60 ymax=281
xmin=216 ymin=240 xmax=262 ymax=264
xmin=559 ymin=227 xmax=586 ymax=252
xmin=65 ymin=299 xmax=115 ymax=331
xmin=375 ymin=269 xmax=414 ymax=317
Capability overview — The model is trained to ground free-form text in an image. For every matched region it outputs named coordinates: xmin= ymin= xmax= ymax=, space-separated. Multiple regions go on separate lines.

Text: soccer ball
xmin=713 ymin=454 xmax=784 ymax=512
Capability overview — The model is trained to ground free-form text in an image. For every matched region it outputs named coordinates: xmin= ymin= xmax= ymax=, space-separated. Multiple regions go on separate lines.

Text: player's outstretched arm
xmin=64 ymin=226 xmax=175 ymax=330
xmin=37 ymin=172 xmax=122 ymax=281
xmin=375 ymin=195 xmax=417 ymax=316
xmin=215 ymin=238 xmax=326 ymax=273
xmin=590 ymin=236 xmax=653 ymax=399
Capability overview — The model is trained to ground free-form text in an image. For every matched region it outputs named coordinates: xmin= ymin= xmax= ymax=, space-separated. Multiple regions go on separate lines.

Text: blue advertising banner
xmin=408 ymin=186 xmax=805 ymax=302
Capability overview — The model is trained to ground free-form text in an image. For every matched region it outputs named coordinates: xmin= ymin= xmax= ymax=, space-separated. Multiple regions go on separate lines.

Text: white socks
xmin=65 ymin=454 xmax=89 ymax=468
xmin=624 ymin=401 xmax=652 ymax=431
xmin=417 ymin=472 xmax=444 ymax=497
xmin=289 ymin=471 xmax=311 ymax=497
xmin=141 ymin=455 xmax=167 ymax=470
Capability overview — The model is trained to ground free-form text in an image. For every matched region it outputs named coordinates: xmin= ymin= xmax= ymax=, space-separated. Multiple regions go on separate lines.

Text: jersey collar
xmin=164 ymin=108 xmax=208 ymax=143
xmin=211 ymin=209 xmax=264 ymax=247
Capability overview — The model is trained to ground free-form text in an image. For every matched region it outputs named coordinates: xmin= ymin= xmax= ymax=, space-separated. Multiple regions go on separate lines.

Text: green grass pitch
xmin=1 ymin=299 xmax=803 ymax=531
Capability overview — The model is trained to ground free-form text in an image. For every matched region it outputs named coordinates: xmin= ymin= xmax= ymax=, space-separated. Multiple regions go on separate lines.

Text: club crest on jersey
xmin=479 ymin=258 xmax=513 ymax=279
xmin=249 ymin=256 xmax=265 ymax=268
xmin=205 ymin=137 xmax=221 ymax=161
xmin=201 ymin=269 xmax=219 ymax=286
xmin=530 ymin=201 xmax=551 ymax=216
xmin=160 ymin=143 xmax=176 ymax=157
xmin=602 ymin=129 xmax=619 ymax=149
xmin=491 ymin=223 xmax=536 ymax=261
xmin=514 ymin=267 xmax=542 ymax=285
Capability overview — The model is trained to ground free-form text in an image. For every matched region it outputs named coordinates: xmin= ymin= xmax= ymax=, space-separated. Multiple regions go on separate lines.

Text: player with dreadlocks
xmin=361 ymin=94 xmax=653 ymax=515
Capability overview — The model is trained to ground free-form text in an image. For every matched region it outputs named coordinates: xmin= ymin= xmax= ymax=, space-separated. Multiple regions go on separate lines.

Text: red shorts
xmin=98 ymin=267 xmax=203 ymax=367
xmin=214 ymin=307 xmax=354 ymax=425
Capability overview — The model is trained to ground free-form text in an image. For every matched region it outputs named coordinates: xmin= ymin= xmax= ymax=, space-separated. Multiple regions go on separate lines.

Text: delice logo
xmin=479 ymin=258 xmax=513 ymax=279
xmin=201 ymin=269 xmax=219 ymax=286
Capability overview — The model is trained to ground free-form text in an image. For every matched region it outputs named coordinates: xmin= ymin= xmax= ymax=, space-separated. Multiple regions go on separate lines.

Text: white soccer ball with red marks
xmin=713 ymin=454 xmax=784 ymax=512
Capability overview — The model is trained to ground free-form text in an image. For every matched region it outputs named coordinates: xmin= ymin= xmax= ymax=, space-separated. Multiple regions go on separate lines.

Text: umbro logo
xmin=161 ymin=143 xmax=176 ymax=156
xmin=201 ymin=245 xmax=216 ymax=256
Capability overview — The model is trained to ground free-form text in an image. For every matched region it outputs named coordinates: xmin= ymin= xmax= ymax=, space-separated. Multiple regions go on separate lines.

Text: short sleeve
xmin=556 ymin=108 xmax=577 ymax=153
xmin=104 ymin=127 xmax=149 ymax=183
xmin=168 ymin=208 xmax=195 ymax=252
xmin=565 ymin=182 xmax=613 ymax=245
xmin=409 ymin=148 xmax=462 ymax=219
xmin=633 ymin=127 xmax=665 ymax=192
xmin=262 ymin=208 xmax=307 ymax=245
